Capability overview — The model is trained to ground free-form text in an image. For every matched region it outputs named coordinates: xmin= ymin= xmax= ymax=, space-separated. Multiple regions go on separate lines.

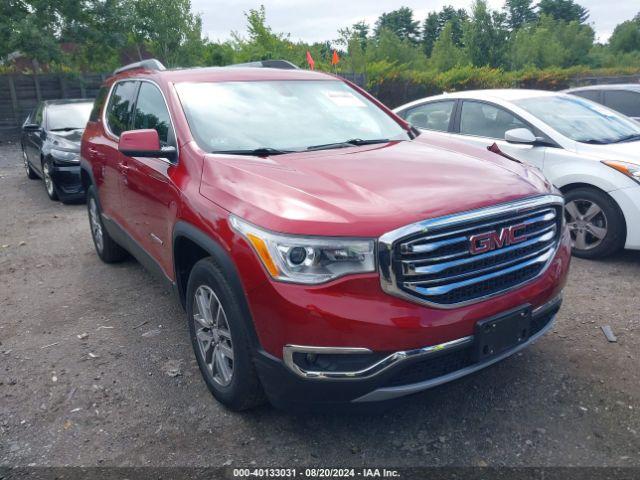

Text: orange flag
xmin=331 ymin=50 xmax=340 ymax=65
xmin=306 ymin=51 xmax=315 ymax=70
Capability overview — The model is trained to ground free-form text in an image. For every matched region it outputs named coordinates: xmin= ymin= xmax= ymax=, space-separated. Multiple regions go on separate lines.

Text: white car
xmin=394 ymin=89 xmax=640 ymax=259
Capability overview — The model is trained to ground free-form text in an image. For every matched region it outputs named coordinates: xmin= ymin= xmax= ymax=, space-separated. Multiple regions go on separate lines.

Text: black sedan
xmin=21 ymin=99 xmax=93 ymax=203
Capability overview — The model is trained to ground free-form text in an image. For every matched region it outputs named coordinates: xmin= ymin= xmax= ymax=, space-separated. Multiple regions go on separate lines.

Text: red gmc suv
xmin=80 ymin=59 xmax=571 ymax=410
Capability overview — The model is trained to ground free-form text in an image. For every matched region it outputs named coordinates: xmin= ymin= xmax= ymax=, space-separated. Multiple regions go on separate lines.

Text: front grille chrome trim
xmin=378 ymin=195 xmax=565 ymax=309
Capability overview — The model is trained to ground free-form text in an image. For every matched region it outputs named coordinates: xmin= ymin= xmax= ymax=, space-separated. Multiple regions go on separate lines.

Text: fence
xmin=0 ymin=73 xmax=106 ymax=138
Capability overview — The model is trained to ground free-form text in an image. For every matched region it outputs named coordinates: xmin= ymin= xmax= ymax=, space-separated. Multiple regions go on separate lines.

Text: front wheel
xmin=186 ymin=257 xmax=265 ymax=411
xmin=564 ymin=187 xmax=625 ymax=259
xmin=23 ymin=148 xmax=38 ymax=179
xmin=42 ymin=159 xmax=59 ymax=201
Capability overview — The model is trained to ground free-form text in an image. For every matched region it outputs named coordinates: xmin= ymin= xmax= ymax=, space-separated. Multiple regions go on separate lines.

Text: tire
xmin=23 ymin=147 xmax=38 ymax=179
xmin=564 ymin=187 xmax=625 ymax=259
xmin=86 ymin=185 xmax=127 ymax=263
xmin=186 ymin=257 xmax=266 ymax=411
xmin=42 ymin=158 xmax=59 ymax=201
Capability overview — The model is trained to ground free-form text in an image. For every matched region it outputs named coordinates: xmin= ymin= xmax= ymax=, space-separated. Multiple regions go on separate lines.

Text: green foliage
xmin=609 ymin=17 xmax=640 ymax=54
xmin=374 ymin=7 xmax=420 ymax=44
xmin=504 ymin=0 xmax=537 ymax=30
xmin=463 ymin=0 xmax=509 ymax=68
xmin=537 ymin=0 xmax=589 ymax=24
xmin=430 ymin=22 xmax=466 ymax=71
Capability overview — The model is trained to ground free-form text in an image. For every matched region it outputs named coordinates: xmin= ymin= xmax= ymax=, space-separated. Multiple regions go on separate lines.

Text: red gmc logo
xmin=469 ymin=224 xmax=527 ymax=255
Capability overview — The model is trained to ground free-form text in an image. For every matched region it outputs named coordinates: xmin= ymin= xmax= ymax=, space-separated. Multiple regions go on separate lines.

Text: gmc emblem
xmin=469 ymin=224 xmax=527 ymax=255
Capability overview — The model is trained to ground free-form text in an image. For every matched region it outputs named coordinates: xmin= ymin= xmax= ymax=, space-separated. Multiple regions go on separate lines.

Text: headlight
xmin=50 ymin=149 xmax=79 ymax=162
xmin=602 ymin=160 xmax=640 ymax=184
xmin=230 ymin=216 xmax=375 ymax=284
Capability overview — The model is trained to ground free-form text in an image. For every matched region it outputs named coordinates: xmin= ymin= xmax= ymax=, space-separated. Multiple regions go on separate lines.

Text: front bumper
xmin=50 ymin=161 xmax=84 ymax=199
xmin=254 ymin=294 xmax=561 ymax=407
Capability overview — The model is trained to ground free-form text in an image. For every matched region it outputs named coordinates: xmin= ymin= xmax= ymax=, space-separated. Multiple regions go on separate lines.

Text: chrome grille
xmin=378 ymin=195 xmax=564 ymax=308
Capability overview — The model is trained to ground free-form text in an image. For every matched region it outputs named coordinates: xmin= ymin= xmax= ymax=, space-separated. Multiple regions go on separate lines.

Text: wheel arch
xmin=172 ymin=221 xmax=261 ymax=349
xmin=560 ymin=182 xmax=628 ymax=248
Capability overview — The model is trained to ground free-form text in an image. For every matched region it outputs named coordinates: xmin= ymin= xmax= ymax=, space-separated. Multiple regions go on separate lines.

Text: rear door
xmin=120 ymin=80 xmax=180 ymax=275
xmin=100 ymin=80 xmax=139 ymax=225
xmin=453 ymin=100 xmax=547 ymax=171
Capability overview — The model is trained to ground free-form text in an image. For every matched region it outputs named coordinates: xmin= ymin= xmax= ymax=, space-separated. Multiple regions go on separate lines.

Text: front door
xmin=120 ymin=81 xmax=180 ymax=277
xmin=455 ymin=100 xmax=547 ymax=171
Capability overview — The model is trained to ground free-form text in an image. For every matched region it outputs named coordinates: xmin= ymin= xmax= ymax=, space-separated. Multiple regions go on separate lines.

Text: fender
xmin=172 ymin=220 xmax=262 ymax=350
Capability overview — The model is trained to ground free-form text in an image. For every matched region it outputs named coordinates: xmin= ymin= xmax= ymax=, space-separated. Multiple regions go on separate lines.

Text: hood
xmin=575 ymin=140 xmax=640 ymax=166
xmin=48 ymin=130 xmax=83 ymax=150
xmin=200 ymin=140 xmax=553 ymax=237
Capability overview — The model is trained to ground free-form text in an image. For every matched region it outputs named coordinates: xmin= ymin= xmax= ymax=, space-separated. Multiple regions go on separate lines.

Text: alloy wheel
xmin=565 ymin=199 xmax=608 ymax=251
xmin=193 ymin=285 xmax=234 ymax=387
xmin=43 ymin=162 xmax=54 ymax=196
xmin=23 ymin=150 xmax=29 ymax=176
xmin=89 ymin=197 xmax=104 ymax=253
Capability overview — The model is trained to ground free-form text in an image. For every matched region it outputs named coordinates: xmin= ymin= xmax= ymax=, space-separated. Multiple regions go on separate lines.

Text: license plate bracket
xmin=473 ymin=306 xmax=532 ymax=362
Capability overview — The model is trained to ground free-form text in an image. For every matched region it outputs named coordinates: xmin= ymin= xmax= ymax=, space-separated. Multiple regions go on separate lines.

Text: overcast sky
xmin=191 ymin=0 xmax=638 ymax=44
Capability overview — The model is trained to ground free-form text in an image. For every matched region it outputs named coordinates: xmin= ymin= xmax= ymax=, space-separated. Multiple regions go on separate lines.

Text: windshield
xmin=47 ymin=102 xmax=93 ymax=131
xmin=514 ymin=95 xmax=640 ymax=144
xmin=175 ymin=80 xmax=409 ymax=153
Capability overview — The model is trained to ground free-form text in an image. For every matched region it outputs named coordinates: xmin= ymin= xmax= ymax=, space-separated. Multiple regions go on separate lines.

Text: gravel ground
xmin=0 ymin=140 xmax=639 ymax=468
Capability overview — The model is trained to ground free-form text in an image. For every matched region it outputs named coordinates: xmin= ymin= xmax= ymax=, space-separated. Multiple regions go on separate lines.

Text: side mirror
xmin=23 ymin=123 xmax=41 ymax=131
xmin=118 ymin=129 xmax=177 ymax=162
xmin=505 ymin=128 xmax=537 ymax=144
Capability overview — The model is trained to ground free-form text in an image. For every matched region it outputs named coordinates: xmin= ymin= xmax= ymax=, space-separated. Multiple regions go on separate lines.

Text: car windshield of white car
xmin=514 ymin=95 xmax=640 ymax=145
xmin=175 ymin=80 xmax=410 ymax=153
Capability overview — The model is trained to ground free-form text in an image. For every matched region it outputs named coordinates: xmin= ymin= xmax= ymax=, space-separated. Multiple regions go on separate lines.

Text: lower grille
xmin=378 ymin=195 xmax=564 ymax=308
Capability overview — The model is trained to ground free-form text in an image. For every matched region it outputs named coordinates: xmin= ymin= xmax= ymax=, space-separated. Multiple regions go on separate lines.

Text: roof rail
xmin=226 ymin=60 xmax=299 ymax=70
xmin=113 ymin=59 xmax=166 ymax=75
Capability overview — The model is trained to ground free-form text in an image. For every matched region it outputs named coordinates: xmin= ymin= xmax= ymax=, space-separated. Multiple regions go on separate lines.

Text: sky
xmin=191 ymin=0 xmax=638 ymax=45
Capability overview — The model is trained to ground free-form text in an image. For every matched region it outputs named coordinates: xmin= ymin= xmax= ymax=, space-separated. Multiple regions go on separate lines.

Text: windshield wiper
xmin=306 ymin=138 xmax=390 ymax=151
xmin=581 ymin=139 xmax=610 ymax=145
xmin=50 ymin=127 xmax=84 ymax=131
xmin=612 ymin=134 xmax=640 ymax=143
xmin=211 ymin=147 xmax=294 ymax=157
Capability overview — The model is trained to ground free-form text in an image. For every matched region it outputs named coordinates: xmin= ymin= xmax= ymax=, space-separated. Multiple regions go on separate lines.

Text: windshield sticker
xmin=323 ymin=91 xmax=367 ymax=108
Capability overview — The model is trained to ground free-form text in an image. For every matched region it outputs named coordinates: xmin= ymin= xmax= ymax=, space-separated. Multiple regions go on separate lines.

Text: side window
xmin=34 ymin=103 xmax=44 ymax=125
xmin=403 ymin=101 xmax=455 ymax=132
xmin=132 ymin=82 xmax=174 ymax=145
xmin=105 ymin=81 xmax=138 ymax=136
xmin=460 ymin=101 xmax=527 ymax=139
xmin=89 ymin=86 xmax=109 ymax=122
xmin=603 ymin=91 xmax=640 ymax=118
xmin=571 ymin=90 xmax=601 ymax=103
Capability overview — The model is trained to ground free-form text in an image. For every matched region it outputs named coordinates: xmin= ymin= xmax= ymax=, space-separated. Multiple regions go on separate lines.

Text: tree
xmin=437 ymin=6 xmax=468 ymax=45
xmin=537 ymin=0 xmax=589 ymax=24
xmin=374 ymin=7 xmax=420 ymax=44
xmin=609 ymin=16 xmax=640 ymax=54
xmin=422 ymin=12 xmax=439 ymax=56
xmin=504 ymin=0 xmax=537 ymax=30
xmin=430 ymin=21 xmax=465 ymax=71
xmin=463 ymin=0 xmax=509 ymax=67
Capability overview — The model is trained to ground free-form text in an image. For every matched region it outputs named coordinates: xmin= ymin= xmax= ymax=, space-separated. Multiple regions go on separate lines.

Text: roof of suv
xmin=113 ymin=66 xmax=337 ymax=83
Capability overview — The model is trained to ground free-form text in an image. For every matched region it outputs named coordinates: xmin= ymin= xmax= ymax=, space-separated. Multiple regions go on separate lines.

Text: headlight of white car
xmin=50 ymin=148 xmax=80 ymax=162
xmin=602 ymin=160 xmax=640 ymax=184
xmin=230 ymin=216 xmax=375 ymax=284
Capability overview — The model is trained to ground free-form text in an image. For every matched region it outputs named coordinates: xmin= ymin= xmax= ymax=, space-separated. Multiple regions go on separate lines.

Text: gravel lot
xmin=1 ymin=139 xmax=639 ymax=468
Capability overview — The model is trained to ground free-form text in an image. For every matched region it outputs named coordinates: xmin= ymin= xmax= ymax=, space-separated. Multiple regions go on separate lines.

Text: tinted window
xmin=571 ymin=90 xmax=601 ymax=102
xmin=106 ymin=81 xmax=138 ymax=136
xmin=604 ymin=90 xmax=640 ymax=118
xmin=460 ymin=101 xmax=526 ymax=139
xmin=133 ymin=82 xmax=173 ymax=145
xmin=89 ymin=86 xmax=109 ymax=122
xmin=403 ymin=101 xmax=455 ymax=132
xmin=175 ymin=80 xmax=409 ymax=153
xmin=46 ymin=102 xmax=92 ymax=131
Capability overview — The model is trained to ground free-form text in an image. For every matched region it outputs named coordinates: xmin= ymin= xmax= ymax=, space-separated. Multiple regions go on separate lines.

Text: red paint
xmin=118 ymin=129 xmax=160 ymax=152
xmin=81 ymin=66 xmax=570 ymax=362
